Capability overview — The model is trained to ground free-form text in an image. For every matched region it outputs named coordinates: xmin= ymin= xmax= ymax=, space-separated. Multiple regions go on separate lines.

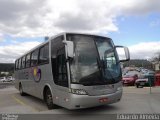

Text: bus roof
xmin=15 ymin=32 xmax=111 ymax=61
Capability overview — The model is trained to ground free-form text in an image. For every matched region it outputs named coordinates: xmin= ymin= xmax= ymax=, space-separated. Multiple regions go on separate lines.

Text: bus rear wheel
xmin=45 ymin=89 xmax=55 ymax=109
xmin=19 ymin=84 xmax=25 ymax=96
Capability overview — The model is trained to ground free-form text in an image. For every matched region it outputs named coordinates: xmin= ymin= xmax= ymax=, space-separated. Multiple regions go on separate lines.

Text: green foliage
xmin=123 ymin=59 xmax=153 ymax=69
xmin=0 ymin=63 xmax=14 ymax=73
xmin=0 ymin=73 xmax=6 ymax=77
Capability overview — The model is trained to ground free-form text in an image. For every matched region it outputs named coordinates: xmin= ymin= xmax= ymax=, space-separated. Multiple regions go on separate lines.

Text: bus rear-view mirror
xmin=115 ymin=46 xmax=130 ymax=62
xmin=62 ymin=40 xmax=74 ymax=58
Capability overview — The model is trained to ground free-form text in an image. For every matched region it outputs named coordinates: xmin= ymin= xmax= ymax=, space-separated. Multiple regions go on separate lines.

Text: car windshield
xmin=138 ymin=75 xmax=146 ymax=79
xmin=67 ymin=34 xmax=121 ymax=86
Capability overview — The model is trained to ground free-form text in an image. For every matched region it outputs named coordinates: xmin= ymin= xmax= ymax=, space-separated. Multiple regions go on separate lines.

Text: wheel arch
xmin=43 ymin=84 xmax=53 ymax=101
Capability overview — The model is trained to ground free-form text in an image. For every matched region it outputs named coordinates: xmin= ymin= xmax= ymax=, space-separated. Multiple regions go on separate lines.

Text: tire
xmin=136 ymin=84 xmax=139 ymax=88
xmin=19 ymin=84 xmax=25 ymax=96
xmin=45 ymin=89 xmax=55 ymax=110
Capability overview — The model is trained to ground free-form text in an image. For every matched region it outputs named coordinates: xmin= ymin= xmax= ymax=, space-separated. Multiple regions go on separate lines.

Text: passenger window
xmin=26 ymin=54 xmax=31 ymax=68
xmin=53 ymin=47 xmax=68 ymax=87
xmin=15 ymin=60 xmax=19 ymax=70
xmin=21 ymin=56 xmax=26 ymax=68
xmin=18 ymin=58 xmax=22 ymax=69
xmin=31 ymin=49 xmax=39 ymax=66
xmin=39 ymin=43 xmax=49 ymax=64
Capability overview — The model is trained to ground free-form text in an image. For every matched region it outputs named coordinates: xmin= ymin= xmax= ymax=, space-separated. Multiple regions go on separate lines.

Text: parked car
xmin=135 ymin=75 xmax=148 ymax=88
xmin=122 ymin=74 xmax=138 ymax=86
xmin=7 ymin=76 xmax=14 ymax=82
xmin=141 ymin=69 xmax=148 ymax=74
xmin=0 ymin=77 xmax=6 ymax=82
xmin=135 ymin=73 xmax=155 ymax=88
xmin=146 ymin=70 xmax=155 ymax=75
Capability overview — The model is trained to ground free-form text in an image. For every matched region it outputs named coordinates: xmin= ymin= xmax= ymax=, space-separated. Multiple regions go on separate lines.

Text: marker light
xmin=117 ymin=86 xmax=123 ymax=91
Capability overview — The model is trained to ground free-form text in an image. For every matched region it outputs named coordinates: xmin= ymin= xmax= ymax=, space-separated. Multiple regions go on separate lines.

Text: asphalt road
xmin=0 ymin=83 xmax=160 ymax=115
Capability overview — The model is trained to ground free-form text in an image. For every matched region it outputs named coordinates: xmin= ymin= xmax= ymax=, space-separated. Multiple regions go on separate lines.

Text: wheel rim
xmin=47 ymin=94 xmax=52 ymax=105
xmin=46 ymin=90 xmax=53 ymax=106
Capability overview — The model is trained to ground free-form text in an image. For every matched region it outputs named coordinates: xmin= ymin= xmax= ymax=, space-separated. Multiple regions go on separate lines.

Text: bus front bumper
xmin=65 ymin=90 xmax=122 ymax=109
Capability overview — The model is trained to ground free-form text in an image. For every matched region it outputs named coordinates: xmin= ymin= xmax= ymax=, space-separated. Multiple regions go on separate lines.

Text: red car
xmin=122 ymin=74 xmax=138 ymax=86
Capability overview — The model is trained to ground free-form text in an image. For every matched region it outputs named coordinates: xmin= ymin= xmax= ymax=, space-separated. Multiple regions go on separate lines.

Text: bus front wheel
xmin=45 ymin=89 xmax=55 ymax=109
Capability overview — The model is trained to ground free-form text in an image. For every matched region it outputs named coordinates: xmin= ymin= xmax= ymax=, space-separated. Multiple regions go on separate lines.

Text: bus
xmin=14 ymin=32 xmax=130 ymax=109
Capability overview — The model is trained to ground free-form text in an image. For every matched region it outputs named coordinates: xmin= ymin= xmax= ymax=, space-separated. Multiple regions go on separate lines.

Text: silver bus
xmin=14 ymin=33 xmax=130 ymax=109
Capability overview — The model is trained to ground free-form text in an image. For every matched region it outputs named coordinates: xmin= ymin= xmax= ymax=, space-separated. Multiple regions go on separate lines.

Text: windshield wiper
xmin=79 ymin=71 xmax=105 ymax=86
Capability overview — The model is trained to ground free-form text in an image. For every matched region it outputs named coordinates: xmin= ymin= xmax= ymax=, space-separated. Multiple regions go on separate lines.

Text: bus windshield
xmin=67 ymin=34 xmax=121 ymax=86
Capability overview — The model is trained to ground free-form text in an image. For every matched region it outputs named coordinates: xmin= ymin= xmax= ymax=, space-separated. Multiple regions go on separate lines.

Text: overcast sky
xmin=0 ymin=0 xmax=160 ymax=63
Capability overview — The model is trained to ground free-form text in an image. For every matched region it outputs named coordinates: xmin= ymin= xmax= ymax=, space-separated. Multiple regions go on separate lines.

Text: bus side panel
xmin=15 ymin=68 xmax=36 ymax=95
xmin=33 ymin=64 xmax=54 ymax=100
xmin=14 ymin=71 xmax=19 ymax=90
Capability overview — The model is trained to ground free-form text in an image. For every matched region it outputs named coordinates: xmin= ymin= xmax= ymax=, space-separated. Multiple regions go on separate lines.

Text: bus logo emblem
xmin=32 ymin=67 xmax=41 ymax=82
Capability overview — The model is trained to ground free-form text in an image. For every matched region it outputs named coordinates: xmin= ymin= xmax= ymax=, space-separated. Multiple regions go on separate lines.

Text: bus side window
xmin=26 ymin=54 xmax=31 ymax=68
xmin=21 ymin=56 xmax=26 ymax=69
xmin=31 ymin=49 xmax=39 ymax=67
xmin=18 ymin=58 xmax=22 ymax=69
xmin=15 ymin=60 xmax=19 ymax=70
xmin=39 ymin=43 xmax=49 ymax=65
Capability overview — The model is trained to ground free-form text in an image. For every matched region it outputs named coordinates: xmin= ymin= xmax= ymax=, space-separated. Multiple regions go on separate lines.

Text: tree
xmin=123 ymin=59 xmax=153 ymax=70
xmin=0 ymin=73 xmax=6 ymax=77
xmin=151 ymin=52 xmax=160 ymax=62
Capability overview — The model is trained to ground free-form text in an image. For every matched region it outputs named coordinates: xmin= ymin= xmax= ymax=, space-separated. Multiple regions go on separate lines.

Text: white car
xmin=135 ymin=75 xmax=149 ymax=88
xmin=0 ymin=77 xmax=7 ymax=82
xmin=7 ymin=76 xmax=14 ymax=82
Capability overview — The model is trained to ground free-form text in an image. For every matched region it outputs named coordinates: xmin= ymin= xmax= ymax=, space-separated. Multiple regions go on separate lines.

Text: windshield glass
xmin=139 ymin=75 xmax=146 ymax=79
xmin=67 ymin=34 xmax=121 ymax=86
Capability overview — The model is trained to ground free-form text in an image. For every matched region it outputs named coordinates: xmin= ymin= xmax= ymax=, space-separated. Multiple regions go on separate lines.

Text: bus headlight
xmin=70 ymin=88 xmax=88 ymax=95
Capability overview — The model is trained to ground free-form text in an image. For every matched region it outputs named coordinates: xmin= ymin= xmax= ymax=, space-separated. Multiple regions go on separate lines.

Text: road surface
xmin=0 ymin=83 xmax=160 ymax=114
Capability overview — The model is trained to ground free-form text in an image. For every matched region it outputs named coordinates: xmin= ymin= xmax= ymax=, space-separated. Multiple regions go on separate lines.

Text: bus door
xmin=55 ymin=47 xmax=68 ymax=87
xmin=51 ymin=36 xmax=69 ymax=97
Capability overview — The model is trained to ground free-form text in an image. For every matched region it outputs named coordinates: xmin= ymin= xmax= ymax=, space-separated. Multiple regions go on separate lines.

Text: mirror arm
xmin=119 ymin=59 xmax=129 ymax=63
